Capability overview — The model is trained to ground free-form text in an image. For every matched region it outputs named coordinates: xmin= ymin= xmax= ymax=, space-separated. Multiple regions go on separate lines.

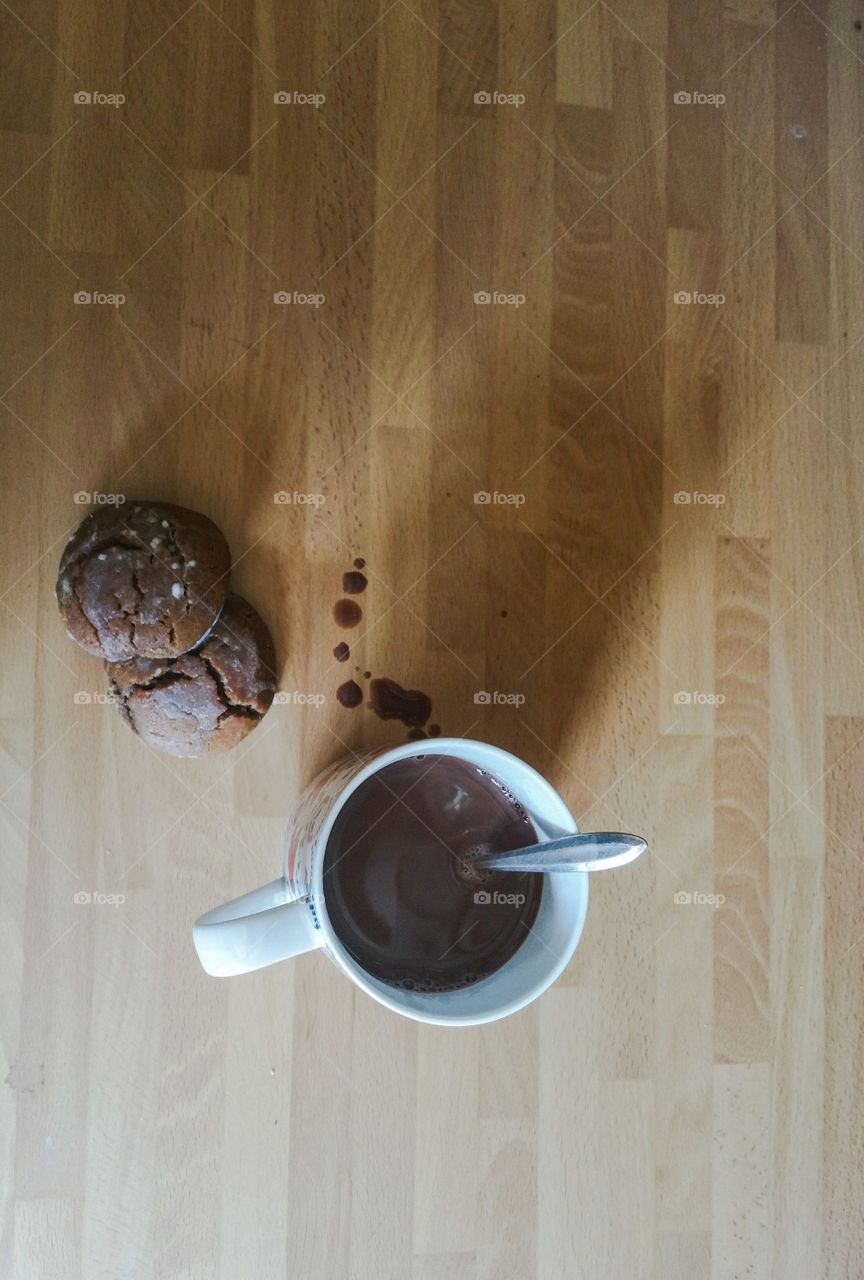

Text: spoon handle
xmin=474 ymin=832 xmax=647 ymax=874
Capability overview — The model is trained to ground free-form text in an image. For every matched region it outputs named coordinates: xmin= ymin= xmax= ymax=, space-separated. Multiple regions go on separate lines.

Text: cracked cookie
xmin=56 ymin=501 xmax=230 ymax=662
xmin=105 ymin=593 xmax=277 ymax=757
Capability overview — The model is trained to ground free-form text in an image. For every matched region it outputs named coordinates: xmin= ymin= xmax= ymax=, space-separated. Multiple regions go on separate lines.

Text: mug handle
xmin=193 ymin=878 xmax=323 ymax=977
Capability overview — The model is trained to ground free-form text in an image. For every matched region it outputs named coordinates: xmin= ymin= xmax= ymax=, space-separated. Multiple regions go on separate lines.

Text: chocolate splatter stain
xmin=337 ymin=680 xmax=363 ymax=708
xmin=329 ymin=559 xmax=441 ymax=739
xmin=334 ymin=599 xmax=362 ymax=628
xmin=369 ymin=677 xmax=431 ymax=729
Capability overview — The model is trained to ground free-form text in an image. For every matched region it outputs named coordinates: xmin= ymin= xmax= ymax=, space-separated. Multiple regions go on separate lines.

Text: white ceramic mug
xmin=193 ymin=738 xmax=591 ymax=1026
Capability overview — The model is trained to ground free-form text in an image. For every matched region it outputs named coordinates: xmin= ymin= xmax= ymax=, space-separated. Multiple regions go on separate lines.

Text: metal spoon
xmin=472 ymin=831 xmax=647 ymax=874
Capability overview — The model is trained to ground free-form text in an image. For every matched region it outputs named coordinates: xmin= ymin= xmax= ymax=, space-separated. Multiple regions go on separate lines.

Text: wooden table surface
xmin=2 ymin=1 xmax=863 ymax=1277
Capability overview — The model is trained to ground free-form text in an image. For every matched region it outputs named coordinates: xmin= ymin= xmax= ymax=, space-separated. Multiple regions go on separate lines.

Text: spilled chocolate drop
xmin=337 ymin=680 xmax=363 ymax=708
xmin=369 ymin=677 xmax=431 ymax=729
xmin=428 ymin=724 xmax=441 ymax=737
xmin=407 ymin=729 xmax=427 ymax=741
xmin=334 ymin=599 xmax=362 ymax=628
xmin=333 ymin=642 xmax=350 ymax=662
xmin=353 ymin=557 xmax=365 ymax=569
xmin=342 ymin=571 xmax=367 ymax=595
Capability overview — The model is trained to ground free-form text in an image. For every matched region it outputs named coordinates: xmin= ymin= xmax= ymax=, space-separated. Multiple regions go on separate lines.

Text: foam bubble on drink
xmin=394 ymin=972 xmax=485 ymax=993
xmin=455 ymin=842 xmax=495 ymax=884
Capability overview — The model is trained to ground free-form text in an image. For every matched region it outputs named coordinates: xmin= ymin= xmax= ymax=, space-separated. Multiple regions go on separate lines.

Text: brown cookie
xmin=105 ymin=594 xmax=277 ymax=757
xmin=56 ymin=501 xmax=230 ymax=662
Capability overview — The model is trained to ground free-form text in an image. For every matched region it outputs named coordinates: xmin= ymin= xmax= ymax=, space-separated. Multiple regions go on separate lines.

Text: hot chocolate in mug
xmin=194 ymin=738 xmax=632 ymax=1026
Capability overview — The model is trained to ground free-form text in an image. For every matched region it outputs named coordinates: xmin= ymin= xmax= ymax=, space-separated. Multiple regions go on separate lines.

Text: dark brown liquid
xmin=323 ymin=755 xmax=542 ymax=992
xmin=333 ymin=642 xmax=350 ymax=662
xmin=342 ymin=570 xmax=367 ymax=594
xmin=369 ymin=677 xmax=431 ymax=728
xmin=336 ymin=679 xmax=363 ymax=708
xmin=333 ymin=599 xmax=362 ymax=628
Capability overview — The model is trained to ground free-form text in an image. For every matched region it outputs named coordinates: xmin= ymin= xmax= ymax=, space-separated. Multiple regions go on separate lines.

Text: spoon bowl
xmin=472 ymin=831 xmax=647 ymax=875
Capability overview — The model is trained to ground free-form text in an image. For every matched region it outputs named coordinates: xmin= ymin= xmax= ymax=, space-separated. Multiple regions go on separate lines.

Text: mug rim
xmin=304 ymin=737 xmax=589 ymax=1026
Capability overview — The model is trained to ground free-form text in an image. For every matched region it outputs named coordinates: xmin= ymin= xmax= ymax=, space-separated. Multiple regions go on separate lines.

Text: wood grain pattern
xmin=2 ymin=2 xmax=863 ymax=1276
